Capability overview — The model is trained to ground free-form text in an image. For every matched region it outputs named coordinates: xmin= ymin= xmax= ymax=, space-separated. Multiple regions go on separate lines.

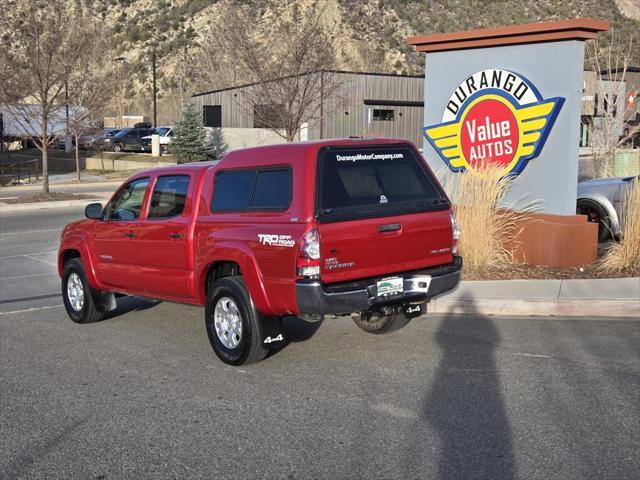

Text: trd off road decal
xmin=257 ymin=234 xmax=295 ymax=247
xmin=423 ymin=69 xmax=564 ymax=176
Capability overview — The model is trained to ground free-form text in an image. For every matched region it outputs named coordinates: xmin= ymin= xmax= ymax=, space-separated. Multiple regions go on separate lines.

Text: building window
xmin=203 ymin=105 xmax=222 ymax=128
xmin=579 ymin=121 xmax=589 ymax=147
xmin=373 ymin=109 xmax=394 ymax=121
xmin=253 ymin=104 xmax=285 ymax=129
xmin=595 ymin=93 xmax=618 ymax=118
xmin=603 ymin=94 xmax=618 ymax=117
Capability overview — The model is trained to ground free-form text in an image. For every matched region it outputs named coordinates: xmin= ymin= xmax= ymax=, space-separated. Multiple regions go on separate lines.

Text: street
xmin=1 ymin=208 xmax=639 ymax=479
xmin=0 ymin=207 xmax=87 ymax=312
xmin=1 ymin=305 xmax=639 ymax=479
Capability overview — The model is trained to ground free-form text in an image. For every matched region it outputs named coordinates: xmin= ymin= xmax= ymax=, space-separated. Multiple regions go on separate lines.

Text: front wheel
xmin=577 ymin=199 xmax=610 ymax=242
xmin=205 ymin=276 xmax=269 ymax=365
xmin=62 ymin=258 xmax=104 ymax=324
xmin=112 ymin=143 xmax=123 ymax=153
xmin=352 ymin=312 xmax=410 ymax=334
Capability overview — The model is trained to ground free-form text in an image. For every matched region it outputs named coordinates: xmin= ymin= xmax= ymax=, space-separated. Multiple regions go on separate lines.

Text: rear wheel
xmin=205 ymin=276 xmax=269 ymax=365
xmin=62 ymin=258 xmax=104 ymax=324
xmin=112 ymin=143 xmax=123 ymax=152
xmin=577 ymin=199 xmax=610 ymax=242
xmin=352 ymin=312 xmax=410 ymax=334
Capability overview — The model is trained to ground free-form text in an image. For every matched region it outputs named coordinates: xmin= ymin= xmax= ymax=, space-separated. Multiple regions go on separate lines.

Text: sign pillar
xmin=408 ymin=18 xmax=610 ymax=267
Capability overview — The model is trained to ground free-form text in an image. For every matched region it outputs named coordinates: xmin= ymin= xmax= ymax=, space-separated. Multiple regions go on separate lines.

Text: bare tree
xmin=211 ymin=1 xmax=342 ymax=142
xmin=587 ymin=30 xmax=639 ymax=177
xmin=62 ymin=24 xmax=117 ymax=181
xmin=0 ymin=0 xmax=90 ymax=193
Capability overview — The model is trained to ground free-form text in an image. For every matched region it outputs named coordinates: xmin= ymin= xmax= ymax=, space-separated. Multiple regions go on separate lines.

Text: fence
xmin=0 ymin=158 xmax=41 ymax=186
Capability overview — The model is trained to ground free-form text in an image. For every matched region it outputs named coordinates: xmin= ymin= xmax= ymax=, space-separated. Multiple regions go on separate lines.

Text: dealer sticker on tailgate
xmin=377 ymin=277 xmax=403 ymax=297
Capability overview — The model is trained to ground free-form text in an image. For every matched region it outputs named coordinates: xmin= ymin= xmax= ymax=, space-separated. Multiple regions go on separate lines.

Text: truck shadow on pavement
xmin=418 ymin=295 xmax=516 ymax=479
xmin=102 ymin=296 xmax=162 ymax=320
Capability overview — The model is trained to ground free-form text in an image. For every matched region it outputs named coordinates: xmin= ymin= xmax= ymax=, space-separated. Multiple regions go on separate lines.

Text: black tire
xmin=577 ymin=199 xmax=610 ymax=242
xmin=352 ymin=312 xmax=410 ymax=334
xmin=61 ymin=258 xmax=104 ymax=324
xmin=205 ymin=276 xmax=269 ymax=366
xmin=112 ymin=143 xmax=123 ymax=153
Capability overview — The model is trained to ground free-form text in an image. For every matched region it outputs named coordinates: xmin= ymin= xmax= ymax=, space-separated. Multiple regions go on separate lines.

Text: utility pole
xmin=319 ymin=71 xmax=324 ymax=139
xmin=113 ymin=57 xmax=126 ymax=128
xmin=152 ymin=51 xmax=157 ymax=128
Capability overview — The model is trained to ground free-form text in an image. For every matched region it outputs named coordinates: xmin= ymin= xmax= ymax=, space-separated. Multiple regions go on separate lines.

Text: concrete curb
xmin=0 ymin=197 xmax=109 ymax=213
xmin=0 ymin=181 xmax=123 ymax=192
xmin=429 ymin=298 xmax=640 ymax=318
xmin=430 ymin=278 xmax=640 ymax=318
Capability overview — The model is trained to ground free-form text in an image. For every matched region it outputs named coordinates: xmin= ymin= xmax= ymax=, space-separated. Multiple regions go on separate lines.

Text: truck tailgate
xmin=319 ymin=210 xmax=453 ymax=283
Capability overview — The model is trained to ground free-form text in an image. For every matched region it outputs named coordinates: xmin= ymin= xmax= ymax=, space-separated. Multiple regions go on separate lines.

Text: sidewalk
xmin=430 ymin=277 xmax=639 ymax=318
xmin=0 ymin=194 xmax=112 ymax=213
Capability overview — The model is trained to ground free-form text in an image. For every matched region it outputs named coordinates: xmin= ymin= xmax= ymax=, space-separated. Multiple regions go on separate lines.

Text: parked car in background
xmin=92 ymin=129 xmax=121 ymax=150
xmin=56 ymin=130 xmax=103 ymax=150
xmin=103 ymin=127 xmax=154 ymax=152
xmin=140 ymin=126 xmax=174 ymax=153
xmin=577 ymin=176 xmax=637 ymax=242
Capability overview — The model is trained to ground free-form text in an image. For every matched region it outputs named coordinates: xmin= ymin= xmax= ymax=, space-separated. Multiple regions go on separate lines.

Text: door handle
xmin=379 ymin=223 xmax=401 ymax=233
xmin=168 ymin=233 xmax=183 ymax=239
xmin=125 ymin=231 xmax=136 ymax=238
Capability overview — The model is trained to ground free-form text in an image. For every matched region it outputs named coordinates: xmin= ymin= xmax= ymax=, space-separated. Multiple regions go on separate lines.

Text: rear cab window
xmin=148 ymin=175 xmax=190 ymax=219
xmin=317 ymin=144 xmax=448 ymax=222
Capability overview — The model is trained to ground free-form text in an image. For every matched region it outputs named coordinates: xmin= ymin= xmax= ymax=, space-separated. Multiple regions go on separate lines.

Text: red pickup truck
xmin=59 ymin=138 xmax=462 ymax=365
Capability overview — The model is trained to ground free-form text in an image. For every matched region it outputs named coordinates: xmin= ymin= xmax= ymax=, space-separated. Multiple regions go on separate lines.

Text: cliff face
xmin=94 ymin=0 xmax=639 ymax=122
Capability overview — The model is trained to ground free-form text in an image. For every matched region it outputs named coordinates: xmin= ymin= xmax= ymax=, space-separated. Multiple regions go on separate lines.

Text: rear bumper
xmin=296 ymin=256 xmax=462 ymax=316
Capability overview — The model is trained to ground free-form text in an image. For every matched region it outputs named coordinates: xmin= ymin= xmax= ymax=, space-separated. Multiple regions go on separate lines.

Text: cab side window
xmin=107 ymin=178 xmax=149 ymax=221
xmin=211 ymin=168 xmax=291 ymax=212
xmin=148 ymin=175 xmax=190 ymax=219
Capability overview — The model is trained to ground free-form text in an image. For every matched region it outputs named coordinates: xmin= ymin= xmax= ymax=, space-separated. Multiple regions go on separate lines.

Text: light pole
xmin=152 ymin=51 xmax=157 ymax=128
xmin=113 ymin=57 xmax=126 ymax=128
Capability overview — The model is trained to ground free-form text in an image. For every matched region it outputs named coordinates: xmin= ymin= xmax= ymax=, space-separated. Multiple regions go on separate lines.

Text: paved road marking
xmin=0 ymin=250 xmax=58 ymax=259
xmin=0 ymin=304 xmax=63 ymax=316
xmin=1 ymin=272 xmax=58 ymax=281
xmin=0 ymin=228 xmax=62 ymax=237
xmin=24 ymin=254 xmax=58 ymax=267
xmin=514 ymin=352 xmax=553 ymax=359
xmin=0 ymin=293 xmax=61 ymax=305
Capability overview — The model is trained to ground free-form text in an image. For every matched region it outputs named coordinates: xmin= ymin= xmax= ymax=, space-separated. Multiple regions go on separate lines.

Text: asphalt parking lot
xmin=1 ymin=208 xmax=639 ymax=479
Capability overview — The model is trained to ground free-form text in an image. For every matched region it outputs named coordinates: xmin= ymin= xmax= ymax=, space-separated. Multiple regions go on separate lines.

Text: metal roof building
xmin=191 ymin=71 xmax=425 ymax=146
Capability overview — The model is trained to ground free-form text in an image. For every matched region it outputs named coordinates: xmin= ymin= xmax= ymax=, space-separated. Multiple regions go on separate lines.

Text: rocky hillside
xmin=90 ymin=0 xmax=640 ymax=122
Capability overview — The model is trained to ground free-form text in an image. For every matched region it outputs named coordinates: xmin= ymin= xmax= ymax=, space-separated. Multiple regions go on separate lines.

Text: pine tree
xmin=210 ymin=127 xmax=228 ymax=160
xmin=171 ymin=101 xmax=209 ymax=163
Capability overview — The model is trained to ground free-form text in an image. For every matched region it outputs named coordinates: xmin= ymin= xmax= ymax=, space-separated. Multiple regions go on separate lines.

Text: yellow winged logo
xmin=423 ymin=92 xmax=564 ymax=175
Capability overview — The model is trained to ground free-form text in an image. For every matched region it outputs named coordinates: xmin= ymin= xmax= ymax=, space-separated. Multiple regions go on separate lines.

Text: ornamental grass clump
xmin=600 ymin=178 xmax=640 ymax=274
xmin=445 ymin=161 xmax=534 ymax=275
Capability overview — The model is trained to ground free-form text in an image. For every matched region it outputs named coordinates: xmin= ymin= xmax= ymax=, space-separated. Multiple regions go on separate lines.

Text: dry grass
xmin=445 ymin=162 xmax=536 ymax=275
xmin=600 ymin=178 xmax=640 ymax=274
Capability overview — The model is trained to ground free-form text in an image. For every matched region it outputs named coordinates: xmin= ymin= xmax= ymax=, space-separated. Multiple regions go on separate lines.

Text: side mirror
xmin=85 ymin=202 xmax=103 ymax=220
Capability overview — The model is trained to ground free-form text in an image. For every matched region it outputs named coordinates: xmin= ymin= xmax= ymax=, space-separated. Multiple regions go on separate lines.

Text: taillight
xmin=297 ymin=228 xmax=321 ymax=278
xmin=450 ymin=211 xmax=461 ymax=255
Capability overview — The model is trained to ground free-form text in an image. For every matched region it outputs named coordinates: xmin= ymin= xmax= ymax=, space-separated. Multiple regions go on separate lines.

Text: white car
xmin=577 ymin=176 xmax=637 ymax=242
xmin=141 ymin=126 xmax=174 ymax=153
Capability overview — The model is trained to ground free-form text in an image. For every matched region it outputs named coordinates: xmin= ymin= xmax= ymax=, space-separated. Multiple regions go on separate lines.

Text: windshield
xmin=317 ymin=144 xmax=448 ymax=222
xmin=155 ymin=127 xmax=171 ymax=136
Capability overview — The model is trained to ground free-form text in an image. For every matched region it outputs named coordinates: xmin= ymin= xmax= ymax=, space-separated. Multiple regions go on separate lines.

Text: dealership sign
xmin=423 ymin=69 xmax=564 ymax=175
